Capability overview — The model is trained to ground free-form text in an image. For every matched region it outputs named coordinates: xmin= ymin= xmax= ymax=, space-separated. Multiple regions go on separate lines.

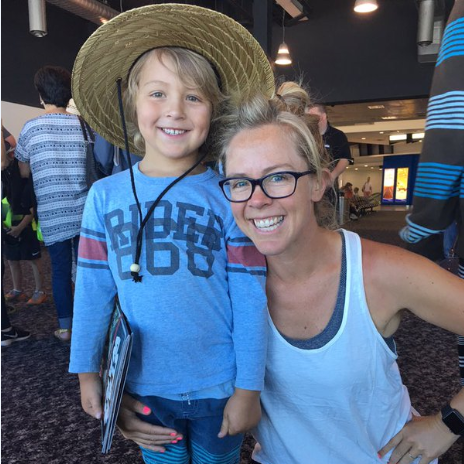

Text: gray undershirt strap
xmin=281 ymin=232 xmax=396 ymax=353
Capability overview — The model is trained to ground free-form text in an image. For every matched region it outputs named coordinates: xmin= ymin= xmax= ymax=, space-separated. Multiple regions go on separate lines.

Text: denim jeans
xmin=133 ymin=394 xmax=243 ymax=464
xmin=47 ymin=236 xmax=79 ymax=330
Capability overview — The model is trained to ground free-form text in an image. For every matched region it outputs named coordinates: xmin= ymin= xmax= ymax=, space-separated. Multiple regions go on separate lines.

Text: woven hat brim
xmin=72 ymin=3 xmax=275 ymax=155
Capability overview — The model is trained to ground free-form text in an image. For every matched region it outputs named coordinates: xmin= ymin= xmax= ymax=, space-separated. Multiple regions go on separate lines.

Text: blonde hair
xmin=124 ymin=47 xmax=226 ymax=153
xmin=217 ymin=82 xmax=336 ymax=228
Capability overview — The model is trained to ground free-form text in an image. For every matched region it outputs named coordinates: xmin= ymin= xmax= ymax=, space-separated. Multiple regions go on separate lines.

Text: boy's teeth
xmin=254 ymin=216 xmax=283 ymax=231
xmin=163 ymin=128 xmax=186 ymax=135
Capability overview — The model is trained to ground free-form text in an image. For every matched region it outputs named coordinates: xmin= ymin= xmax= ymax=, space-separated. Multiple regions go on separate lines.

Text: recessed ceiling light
xmin=382 ymin=116 xmax=398 ymax=120
xmin=371 ymin=167 xmax=374 ymax=169
xmin=355 ymin=168 xmax=359 ymax=171
xmin=364 ymin=165 xmax=368 ymax=167
xmin=367 ymin=104 xmax=385 ymax=109
xmin=362 ymin=137 xmax=366 ymax=140
xmin=389 ymin=134 xmax=407 ymax=141
xmin=354 ymin=0 xmax=378 ymax=13
xmin=379 ymin=131 xmax=384 ymax=134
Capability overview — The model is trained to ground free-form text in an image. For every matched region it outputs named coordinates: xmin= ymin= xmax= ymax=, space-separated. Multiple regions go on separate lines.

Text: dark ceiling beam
xmin=224 ymin=0 xmax=253 ymax=24
xmin=285 ymin=12 xmax=310 ymax=27
xmin=253 ymin=0 xmax=273 ymax=56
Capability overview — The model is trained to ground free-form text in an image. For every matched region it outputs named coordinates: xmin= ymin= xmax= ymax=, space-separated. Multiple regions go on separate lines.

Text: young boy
xmin=69 ymin=4 xmax=275 ymax=463
xmin=2 ymin=157 xmax=46 ymax=305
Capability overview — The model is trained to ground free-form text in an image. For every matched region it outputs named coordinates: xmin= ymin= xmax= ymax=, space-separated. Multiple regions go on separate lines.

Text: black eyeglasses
xmin=219 ymin=170 xmax=315 ymax=203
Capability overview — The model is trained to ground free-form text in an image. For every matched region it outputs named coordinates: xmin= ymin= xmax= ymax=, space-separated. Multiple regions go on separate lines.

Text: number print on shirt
xmin=105 ymin=200 xmax=222 ymax=279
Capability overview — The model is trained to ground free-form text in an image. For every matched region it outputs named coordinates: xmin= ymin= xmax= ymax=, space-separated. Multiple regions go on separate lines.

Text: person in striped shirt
xmin=400 ymin=0 xmax=464 ymax=384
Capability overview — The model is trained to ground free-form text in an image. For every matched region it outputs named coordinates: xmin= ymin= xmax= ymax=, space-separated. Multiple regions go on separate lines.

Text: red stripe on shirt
xmin=79 ymin=236 xmax=108 ymax=261
xmin=227 ymin=244 xmax=265 ymax=268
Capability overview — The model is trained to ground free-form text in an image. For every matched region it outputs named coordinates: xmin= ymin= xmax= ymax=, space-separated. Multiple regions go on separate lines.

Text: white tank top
xmin=253 ymin=230 xmax=437 ymax=464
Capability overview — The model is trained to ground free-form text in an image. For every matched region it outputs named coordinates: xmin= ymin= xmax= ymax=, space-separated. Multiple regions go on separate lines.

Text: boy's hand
xmin=78 ymin=372 xmax=103 ymax=420
xmin=7 ymin=225 xmax=23 ymax=238
xmin=218 ymin=388 xmax=261 ymax=438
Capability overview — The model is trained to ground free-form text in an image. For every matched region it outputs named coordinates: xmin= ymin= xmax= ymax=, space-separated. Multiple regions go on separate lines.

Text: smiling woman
xmin=211 ymin=84 xmax=464 ymax=464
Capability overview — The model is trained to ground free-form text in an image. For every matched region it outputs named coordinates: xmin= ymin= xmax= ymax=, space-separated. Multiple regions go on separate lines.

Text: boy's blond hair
xmin=124 ymin=47 xmax=226 ymax=154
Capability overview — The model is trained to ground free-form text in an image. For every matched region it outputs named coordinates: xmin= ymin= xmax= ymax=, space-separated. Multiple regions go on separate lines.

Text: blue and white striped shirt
xmin=15 ymin=113 xmax=88 ymax=246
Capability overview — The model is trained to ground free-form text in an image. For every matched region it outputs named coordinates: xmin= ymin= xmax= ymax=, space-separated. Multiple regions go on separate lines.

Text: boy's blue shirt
xmin=69 ymin=164 xmax=268 ymax=396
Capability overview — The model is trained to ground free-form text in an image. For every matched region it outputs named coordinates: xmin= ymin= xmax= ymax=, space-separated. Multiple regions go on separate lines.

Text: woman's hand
xmin=116 ymin=394 xmax=182 ymax=452
xmin=218 ymin=389 xmax=261 ymax=438
xmin=378 ymin=413 xmax=459 ymax=463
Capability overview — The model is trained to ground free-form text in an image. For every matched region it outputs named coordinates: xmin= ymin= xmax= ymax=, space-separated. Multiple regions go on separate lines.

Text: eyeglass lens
xmin=224 ymin=172 xmax=297 ymax=202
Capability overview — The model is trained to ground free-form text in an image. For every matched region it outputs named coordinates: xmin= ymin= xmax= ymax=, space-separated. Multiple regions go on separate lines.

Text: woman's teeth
xmin=162 ymin=128 xmax=186 ymax=135
xmin=253 ymin=216 xmax=283 ymax=231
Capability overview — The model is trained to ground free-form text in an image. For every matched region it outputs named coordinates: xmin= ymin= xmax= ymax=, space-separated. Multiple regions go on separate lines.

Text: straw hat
xmin=72 ymin=3 xmax=275 ymax=155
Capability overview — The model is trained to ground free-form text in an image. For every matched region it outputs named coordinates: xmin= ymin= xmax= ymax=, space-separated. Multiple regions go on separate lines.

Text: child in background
xmin=2 ymin=134 xmax=46 ymax=305
xmin=1 ymin=128 xmax=31 ymax=347
xmin=69 ymin=4 xmax=274 ymax=463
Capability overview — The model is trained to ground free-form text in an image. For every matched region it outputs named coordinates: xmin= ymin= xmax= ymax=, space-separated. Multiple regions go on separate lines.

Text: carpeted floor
xmin=2 ymin=208 xmax=463 ymax=463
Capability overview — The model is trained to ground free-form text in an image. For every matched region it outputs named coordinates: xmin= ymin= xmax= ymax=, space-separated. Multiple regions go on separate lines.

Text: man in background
xmin=306 ymin=103 xmax=353 ymax=189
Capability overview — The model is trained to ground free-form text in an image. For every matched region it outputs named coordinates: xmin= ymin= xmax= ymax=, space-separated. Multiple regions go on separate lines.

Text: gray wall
xmin=2 ymin=0 xmax=97 ymax=108
xmin=1 ymin=0 xmax=452 ymax=108
xmin=272 ymin=0 xmax=447 ymax=103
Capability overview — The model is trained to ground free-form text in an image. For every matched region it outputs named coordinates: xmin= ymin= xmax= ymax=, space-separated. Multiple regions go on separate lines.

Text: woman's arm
xmin=18 ymin=161 xmax=30 ymax=179
xmin=363 ymin=239 xmax=464 ymax=338
xmin=363 ymin=239 xmax=464 ymax=462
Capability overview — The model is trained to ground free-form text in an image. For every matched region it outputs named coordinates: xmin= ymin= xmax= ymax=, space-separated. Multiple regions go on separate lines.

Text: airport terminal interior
xmin=2 ymin=1 xmax=463 ymax=463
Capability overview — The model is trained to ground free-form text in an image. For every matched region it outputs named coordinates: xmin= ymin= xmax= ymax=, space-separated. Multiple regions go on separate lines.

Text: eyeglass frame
xmin=219 ymin=170 xmax=316 ymax=203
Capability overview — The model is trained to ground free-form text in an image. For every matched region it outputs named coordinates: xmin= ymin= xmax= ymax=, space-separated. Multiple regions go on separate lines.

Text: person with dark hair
xmin=1 ymin=128 xmax=31 ymax=346
xmin=15 ymin=65 xmax=90 ymax=342
xmin=34 ymin=66 xmax=72 ymax=108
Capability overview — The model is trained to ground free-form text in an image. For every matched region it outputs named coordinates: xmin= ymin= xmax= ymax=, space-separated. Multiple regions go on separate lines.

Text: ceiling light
xmin=28 ymin=0 xmax=47 ymax=37
xmin=379 ymin=131 xmax=384 ymax=134
xmin=275 ymin=8 xmax=292 ymax=66
xmin=389 ymin=134 xmax=407 ymax=142
xmin=367 ymin=104 xmax=385 ymax=109
xmin=362 ymin=137 xmax=366 ymax=140
xmin=364 ymin=165 xmax=368 ymax=167
xmin=354 ymin=0 xmax=378 ymax=13
xmin=412 ymin=132 xmax=425 ymax=140
xmin=382 ymin=116 xmax=398 ymax=120
xmin=355 ymin=168 xmax=359 ymax=171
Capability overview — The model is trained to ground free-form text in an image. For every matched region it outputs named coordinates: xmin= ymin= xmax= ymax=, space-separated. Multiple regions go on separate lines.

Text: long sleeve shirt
xmin=400 ymin=1 xmax=464 ymax=259
xmin=69 ymin=165 xmax=268 ymax=397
